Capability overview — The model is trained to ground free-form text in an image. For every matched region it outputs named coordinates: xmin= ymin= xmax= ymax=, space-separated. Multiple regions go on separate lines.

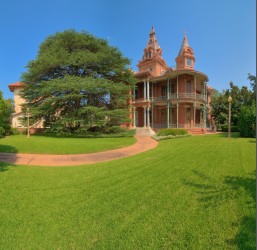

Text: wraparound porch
xmin=132 ymin=103 xmax=208 ymax=131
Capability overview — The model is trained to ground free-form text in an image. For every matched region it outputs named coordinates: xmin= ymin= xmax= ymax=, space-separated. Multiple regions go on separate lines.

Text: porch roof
xmin=150 ymin=69 xmax=209 ymax=83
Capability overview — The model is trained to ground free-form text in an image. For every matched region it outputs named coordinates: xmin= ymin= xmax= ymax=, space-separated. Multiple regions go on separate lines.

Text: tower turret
xmin=137 ymin=27 xmax=168 ymax=76
xmin=175 ymin=33 xmax=195 ymax=70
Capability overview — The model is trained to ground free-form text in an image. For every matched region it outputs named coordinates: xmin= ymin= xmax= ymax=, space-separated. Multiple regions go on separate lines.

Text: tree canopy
xmin=210 ymin=75 xmax=256 ymax=137
xmin=0 ymin=91 xmax=13 ymax=136
xmin=21 ymin=30 xmax=136 ymax=133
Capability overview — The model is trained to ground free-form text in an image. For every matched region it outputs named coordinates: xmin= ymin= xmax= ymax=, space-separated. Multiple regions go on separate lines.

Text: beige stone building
xmin=8 ymin=82 xmax=44 ymax=131
xmin=8 ymin=82 xmax=26 ymax=128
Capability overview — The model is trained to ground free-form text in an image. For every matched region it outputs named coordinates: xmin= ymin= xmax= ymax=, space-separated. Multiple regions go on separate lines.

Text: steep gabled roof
xmin=178 ymin=33 xmax=190 ymax=56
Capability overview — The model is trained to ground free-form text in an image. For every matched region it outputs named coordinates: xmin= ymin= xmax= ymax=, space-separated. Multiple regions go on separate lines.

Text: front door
xmin=186 ymin=108 xmax=191 ymax=128
xmin=161 ymin=109 xmax=167 ymax=127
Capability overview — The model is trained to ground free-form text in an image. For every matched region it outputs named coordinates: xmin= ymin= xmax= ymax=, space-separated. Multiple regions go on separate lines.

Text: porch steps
xmin=136 ymin=127 xmax=156 ymax=136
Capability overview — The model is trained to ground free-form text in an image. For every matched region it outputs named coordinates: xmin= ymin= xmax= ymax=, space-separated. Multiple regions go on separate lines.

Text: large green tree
xmin=21 ymin=30 xmax=136 ymax=133
xmin=238 ymin=104 xmax=256 ymax=137
xmin=210 ymin=78 xmax=255 ymax=128
xmin=0 ymin=91 xmax=13 ymax=136
xmin=237 ymin=74 xmax=256 ymax=137
xmin=248 ymin=73 xmax=256 ymax=99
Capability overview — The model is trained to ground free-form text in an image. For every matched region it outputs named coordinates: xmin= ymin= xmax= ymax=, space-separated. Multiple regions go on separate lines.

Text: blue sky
xmin=0 ymin=0 xmax=256 ymax=99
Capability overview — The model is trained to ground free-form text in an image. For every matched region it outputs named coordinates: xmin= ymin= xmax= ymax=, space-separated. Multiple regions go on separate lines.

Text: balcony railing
xmin=152 ymin=96 xmax=167 ymax=102
xmin=153 ymin=123 xmax=204 ymax=129
xmin=134 ymin=93 xmax=207 ymax=103
xmin=169 ymin=93 xmax=206 ymax=102
xmin=133 ymin=98 xmax=145 ymax=103
xmin=153 ymin=124 xmax=184 ymax=129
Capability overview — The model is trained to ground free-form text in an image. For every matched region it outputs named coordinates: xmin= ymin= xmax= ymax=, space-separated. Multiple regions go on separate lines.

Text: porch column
xmin=176 ymin=75 xmax=179 ymax=128
xmin=167 ymin=78 xmax=170 ymax=99
xmin=147 ymin=106 xmax=150 ymax=128
xmin=167 ymin=102 xmax=170 ymax=128
xmin=151 ymin=82 xmax=154 ymax=101
xmin=176 ymin=75 xmax=179 ymax=98
xmin=133 ymin=85 xmax=136 ymax=102
xmin=205 ymin=82 xmax=208 ymax=101
xmin=151 ymin=103 xmax=154 ymax=128
xmin=133 ymin=106 xmax=136 ymax=127
xmin=176 ymin=103 xmax=179 ymax=128
xmin=194 ymin=75 xmax=196 ymax=128
xmin=144 ymin=80 xmax=146 ymax=100
xmin=203 ymin=82 xmax=206 ymax=101
xmin=170 ymin=104 xmax=173 ymax=127
xmin=147 ymin=79 xmax=150 ymax=101
xmin=203 ymin=105 xmax=207 ymax=128
xmin=143 ymin=106 xmax=146 ymax=127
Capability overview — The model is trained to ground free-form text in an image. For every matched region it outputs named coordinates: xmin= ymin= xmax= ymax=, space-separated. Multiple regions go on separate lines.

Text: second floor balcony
xmin=134 ymin=93 xmax=207 ymax=103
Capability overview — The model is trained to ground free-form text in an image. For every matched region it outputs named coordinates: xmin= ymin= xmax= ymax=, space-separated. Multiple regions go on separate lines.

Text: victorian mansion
xmin=132 ymin=27 xmax=212 ymax=133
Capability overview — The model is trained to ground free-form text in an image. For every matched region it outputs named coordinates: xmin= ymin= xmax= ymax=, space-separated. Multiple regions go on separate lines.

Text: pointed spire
xmin=142 ymin=26 xmax=162 ymax=59
xmin=176 ymin=33 xmax=195 ymax=70
xmin=178 ymin=32 xmax=190 ymax=56
xmin=137 ymin=27 xmax=168 ymax=75
xmin=150 ymin=26 xmax=155 ymax=35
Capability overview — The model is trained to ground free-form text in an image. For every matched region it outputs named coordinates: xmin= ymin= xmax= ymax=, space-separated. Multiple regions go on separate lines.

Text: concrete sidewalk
xmin=0 ymin=135 xmax=158 ymax=167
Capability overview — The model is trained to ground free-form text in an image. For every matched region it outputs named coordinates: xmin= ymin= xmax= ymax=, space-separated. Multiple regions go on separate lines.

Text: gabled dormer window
xmin=186 ymin=58 xmax=192 ymax=66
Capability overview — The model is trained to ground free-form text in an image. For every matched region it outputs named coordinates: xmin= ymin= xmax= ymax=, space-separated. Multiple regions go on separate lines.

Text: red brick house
xmin=132 ymin=27 xmax=212 ymax=134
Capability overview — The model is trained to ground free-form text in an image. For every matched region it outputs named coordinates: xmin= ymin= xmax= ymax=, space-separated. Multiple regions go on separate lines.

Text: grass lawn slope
xmin=0 ymin=134 xmax=255 ymax=249
xmin=0 ymin=134 xmax=136 ymax=154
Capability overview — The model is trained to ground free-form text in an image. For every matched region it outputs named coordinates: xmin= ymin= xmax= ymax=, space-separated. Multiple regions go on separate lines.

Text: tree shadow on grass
xmin=227 ymin=215 xmax=256 ymax=250
xmin=0 ymin=162 xmax=16 ymax=172
xmin=0 ymin=141 xmax=19 ymax=153
xmin=0 ymin=143 xmax=18 ymax=172
xmin=182 ymin=170 xmax=256 ymax=249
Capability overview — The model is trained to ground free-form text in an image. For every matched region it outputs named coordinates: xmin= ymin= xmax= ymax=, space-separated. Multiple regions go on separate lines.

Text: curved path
xmin=0 ymin=135 xmax=158 ymax=167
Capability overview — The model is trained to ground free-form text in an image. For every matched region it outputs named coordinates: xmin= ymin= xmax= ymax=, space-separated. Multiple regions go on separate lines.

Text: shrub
xmin=220 ymin=125 xmax=239 ymax=132
xmin=10 ymin=128 xmax=21 ymax=135
xmin=0 ymin=127 xmax=5 ymax=137
xmin=238 ymin=105 xmax=256 ymax=138
xmin=157 ymin=128 xmax=188 ymax=137
xmin=103 ymin=126 xmax=127 ymax=134
xmin=152 ymin=134 xmax=191 ymax=141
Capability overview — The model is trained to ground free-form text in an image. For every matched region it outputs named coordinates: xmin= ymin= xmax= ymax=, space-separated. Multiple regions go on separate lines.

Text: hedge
xmin=157 ymin=128 xmax=188 ymax=136
xmin=220 ymin=125 xmax=239 ymax=132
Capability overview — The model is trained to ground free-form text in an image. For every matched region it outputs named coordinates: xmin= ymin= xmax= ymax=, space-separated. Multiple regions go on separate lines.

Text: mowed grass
xmin=0 ymin=134 xmax=136 ymax=154
xmin=0 ymin=134 xmax=255 ymax=249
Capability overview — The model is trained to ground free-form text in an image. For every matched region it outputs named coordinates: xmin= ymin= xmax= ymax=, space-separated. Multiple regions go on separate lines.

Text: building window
xmin=161 ymin=109 xmax=167 ymax=124
xmin=146 ymin=51 xmax=152 ymax=58
xmin=186 ymin=80 xmax=192 ymax=93
xmin=161 ymin=86 xmax=166 ymax=96
xmin=171 ymin=83 xmax=175 ymax=94
xmin=135 ymin=89 xmax=138 ymax=99
xmin=149 ymin=84 xmax=153 ymax=98
xmin=186 ymin=58 xmax=192 ymax=66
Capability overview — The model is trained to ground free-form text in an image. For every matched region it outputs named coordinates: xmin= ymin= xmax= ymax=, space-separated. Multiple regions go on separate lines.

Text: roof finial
xmin=178 ymin=32 xmax=190 ymax=56
xmin=150 ymin=26 xmax=155 ymax=34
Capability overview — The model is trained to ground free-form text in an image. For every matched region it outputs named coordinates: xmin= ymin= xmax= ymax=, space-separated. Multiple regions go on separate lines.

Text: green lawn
xmin=0 ymin=134 xmax=136 ymax=154
xmin=0 ymin=134 xmax=255 ymax=249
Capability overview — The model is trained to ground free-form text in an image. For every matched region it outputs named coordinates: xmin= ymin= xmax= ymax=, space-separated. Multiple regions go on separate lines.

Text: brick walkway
xmin=0 ymin=135 xmax=158 ymax=167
